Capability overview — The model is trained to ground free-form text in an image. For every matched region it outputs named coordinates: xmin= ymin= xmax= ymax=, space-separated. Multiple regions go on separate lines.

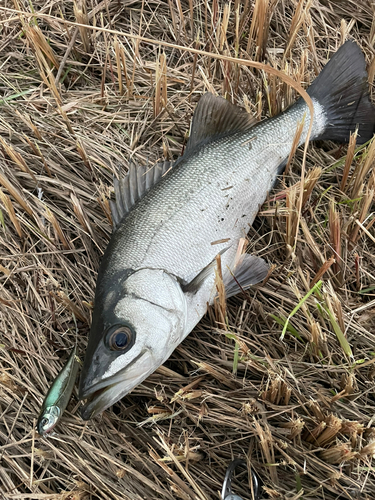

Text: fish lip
xmin=79 ymin=350 xmax=150 ymax=420
xmin=79 ymin=350 xmax=146 ymax=400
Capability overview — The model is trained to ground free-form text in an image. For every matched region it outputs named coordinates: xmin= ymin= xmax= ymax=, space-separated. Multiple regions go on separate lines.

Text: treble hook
xmin=221 ymin=459 xmax=262 ymax=500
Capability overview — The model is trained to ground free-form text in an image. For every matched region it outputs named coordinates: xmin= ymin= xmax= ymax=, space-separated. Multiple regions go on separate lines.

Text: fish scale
xmin=104 ymin=100 xmax=323 ymax=286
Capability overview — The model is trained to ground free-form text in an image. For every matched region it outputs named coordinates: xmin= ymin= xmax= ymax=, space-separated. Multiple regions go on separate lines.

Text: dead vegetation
xmin=0 ymin=0 xmax=375 ymax=499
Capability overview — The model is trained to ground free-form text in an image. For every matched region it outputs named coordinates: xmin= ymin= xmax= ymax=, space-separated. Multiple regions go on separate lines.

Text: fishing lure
xmin=37 ymin=346 xmax=79 ymax=435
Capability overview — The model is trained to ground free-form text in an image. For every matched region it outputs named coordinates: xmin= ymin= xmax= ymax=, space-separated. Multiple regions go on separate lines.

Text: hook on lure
xmin=221 ymin=459 xmax=262 ymax=500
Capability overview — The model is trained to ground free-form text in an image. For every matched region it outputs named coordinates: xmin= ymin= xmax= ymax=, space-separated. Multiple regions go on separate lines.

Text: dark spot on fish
xmin=242 ymin=214 xmax=246 ymax=218
xmin=221 ymin=218 xmax=224 ymax=221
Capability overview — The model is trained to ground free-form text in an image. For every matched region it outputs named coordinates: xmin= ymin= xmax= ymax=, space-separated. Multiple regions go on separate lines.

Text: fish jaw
xmin=80 ymin=349 xmax=155 ymax=420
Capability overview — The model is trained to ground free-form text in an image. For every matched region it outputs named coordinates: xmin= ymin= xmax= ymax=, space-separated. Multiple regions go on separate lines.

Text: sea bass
xmin=79 ymin=41 xmax=375 ymax=419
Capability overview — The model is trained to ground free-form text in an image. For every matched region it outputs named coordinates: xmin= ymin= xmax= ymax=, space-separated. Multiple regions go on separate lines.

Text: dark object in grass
xmin=222 ymin=458 xmax=262 ymax=500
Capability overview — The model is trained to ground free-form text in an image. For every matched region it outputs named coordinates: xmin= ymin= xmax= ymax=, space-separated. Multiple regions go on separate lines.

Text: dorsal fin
xmin=185 ymin=93 xmax=256 ymax=155
xmin=110 ymin=160 xmax=172 ymax=229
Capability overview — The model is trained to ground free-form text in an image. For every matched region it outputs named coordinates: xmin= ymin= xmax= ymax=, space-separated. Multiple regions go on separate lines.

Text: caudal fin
xmin=307 ymin=40 xmax=375 ymax=144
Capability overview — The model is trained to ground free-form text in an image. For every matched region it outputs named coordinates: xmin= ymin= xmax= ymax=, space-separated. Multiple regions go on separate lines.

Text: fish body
xmin=37 ymin=346 xmax=79 ymax=435
xmin=79 ymin=41 xmax=375 ymax=419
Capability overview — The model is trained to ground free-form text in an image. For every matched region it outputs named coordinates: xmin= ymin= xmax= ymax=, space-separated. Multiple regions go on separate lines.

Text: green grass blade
xmin=0 ymin=89 xmax=35 ymax=105
xmin=280 ymin=280 xmax=323 ymax=340
xmin=324 ymin=307 xmax=353 ymax=358
xmin=0 ymin=209 xmax=5 ymax=229
xmin=270 ymin=314 xmax=303 ymax=341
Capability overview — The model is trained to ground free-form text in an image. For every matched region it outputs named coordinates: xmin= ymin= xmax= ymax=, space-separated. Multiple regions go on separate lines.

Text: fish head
xmin=37 ymin=405 xmax=61 ymax=435
xmin=79 ymin=268 xmax=187 ymax=420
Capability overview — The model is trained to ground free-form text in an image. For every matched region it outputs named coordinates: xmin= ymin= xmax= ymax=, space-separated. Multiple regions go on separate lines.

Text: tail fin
xmin=307 ymin=41 xmax=375 ymax=144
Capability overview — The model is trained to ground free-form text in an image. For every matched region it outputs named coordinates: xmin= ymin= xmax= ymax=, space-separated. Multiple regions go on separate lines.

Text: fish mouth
xmin=80 ymin=350 xmax=153 ymax=420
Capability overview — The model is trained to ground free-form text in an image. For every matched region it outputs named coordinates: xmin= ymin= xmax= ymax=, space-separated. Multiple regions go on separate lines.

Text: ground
xmin=0 ymin=0 xmax=375 ymax=499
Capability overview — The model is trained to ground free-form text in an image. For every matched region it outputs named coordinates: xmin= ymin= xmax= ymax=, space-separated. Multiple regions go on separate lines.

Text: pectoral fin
xmin=182 ymin=248 xmax=230 ymax=295
xmin=223 ymin=254 xmax=269 ymax=298
xmin=183 ymin=252 xmax=268 ymax=298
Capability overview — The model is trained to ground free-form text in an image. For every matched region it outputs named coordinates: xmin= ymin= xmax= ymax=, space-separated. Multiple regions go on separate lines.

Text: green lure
xmin=37 ymin=346 xmax=79 ymax=435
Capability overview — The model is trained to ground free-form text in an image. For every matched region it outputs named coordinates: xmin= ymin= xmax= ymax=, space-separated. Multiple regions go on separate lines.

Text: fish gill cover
xmin=0 ymin=1 xmax=375 ymax=499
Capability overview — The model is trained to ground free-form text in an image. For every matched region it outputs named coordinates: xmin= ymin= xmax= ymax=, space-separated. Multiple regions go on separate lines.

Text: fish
xmin=79 ymin=41 xmax=375 ymax=420
xmin=37 ymin=346 xmax=79 ymax=435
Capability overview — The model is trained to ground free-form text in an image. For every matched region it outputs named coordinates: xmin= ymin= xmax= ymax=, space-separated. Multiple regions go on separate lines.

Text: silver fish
xmin=79 ymin=41 xmax=375 ymax=419
xmin=37 ymin=346 xmax=79 ymax=435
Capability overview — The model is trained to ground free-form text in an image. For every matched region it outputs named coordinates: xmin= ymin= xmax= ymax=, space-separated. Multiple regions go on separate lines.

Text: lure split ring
xmin=221 ymin=459 xmax=262 ymax=500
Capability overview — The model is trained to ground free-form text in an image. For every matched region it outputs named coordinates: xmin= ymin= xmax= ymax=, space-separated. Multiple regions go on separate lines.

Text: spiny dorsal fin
xmin=185 ymin=93 xmax=256 ymax=156
xmin=110 ymin=160 xmax=172 ymax=229
xmin=223 ymin=254 xmax=269 ymax=298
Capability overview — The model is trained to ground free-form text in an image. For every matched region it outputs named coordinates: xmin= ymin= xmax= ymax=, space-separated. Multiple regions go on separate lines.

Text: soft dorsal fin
xmin=185 ymin=93 xmax=256 ymax=155
xmin=110 ymin=160 xmax=172 ymax=229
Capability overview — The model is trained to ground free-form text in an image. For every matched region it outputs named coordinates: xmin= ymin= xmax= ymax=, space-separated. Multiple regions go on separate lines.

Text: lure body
xmin=37 ymin=346 xmax=79 ymax=435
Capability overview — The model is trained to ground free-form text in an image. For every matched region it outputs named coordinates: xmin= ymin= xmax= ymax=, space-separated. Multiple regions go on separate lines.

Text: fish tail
xmin=307 ymin=40 xmax=375 ymax=144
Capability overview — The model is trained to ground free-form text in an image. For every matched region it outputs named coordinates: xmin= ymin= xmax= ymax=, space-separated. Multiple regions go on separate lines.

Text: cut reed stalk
xmin=319 ymin=444 xmax=356 ymax=464
xmin=73 ymin=0 xmax=90 ymax=53
xmin=154 ymin=52 xmax=168 ymax=118
xmin=340 ymin=128 xmax=358 ymax=192
xmin=0 ymin=190 xmax=23 ymax=239
xmin=349 ymin=187 xmax=374 ymax=247
xmin=247 ymin=0 xmax=272 ymax=60
xmin=284 ymin=0 xmax=312 ymax=61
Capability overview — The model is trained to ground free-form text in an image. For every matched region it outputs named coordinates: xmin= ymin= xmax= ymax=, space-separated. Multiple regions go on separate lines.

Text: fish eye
xmin=37 ymin=406 xmax=60 ymax=435
xmin=40 ymin=417 xmax=49 ymax=428
xmin=107 ymin=325 xmax=134 ymax=351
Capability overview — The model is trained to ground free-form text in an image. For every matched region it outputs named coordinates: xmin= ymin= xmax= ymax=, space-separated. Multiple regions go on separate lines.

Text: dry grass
xmin=0 ymin=1 xmax=375 ymax=499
